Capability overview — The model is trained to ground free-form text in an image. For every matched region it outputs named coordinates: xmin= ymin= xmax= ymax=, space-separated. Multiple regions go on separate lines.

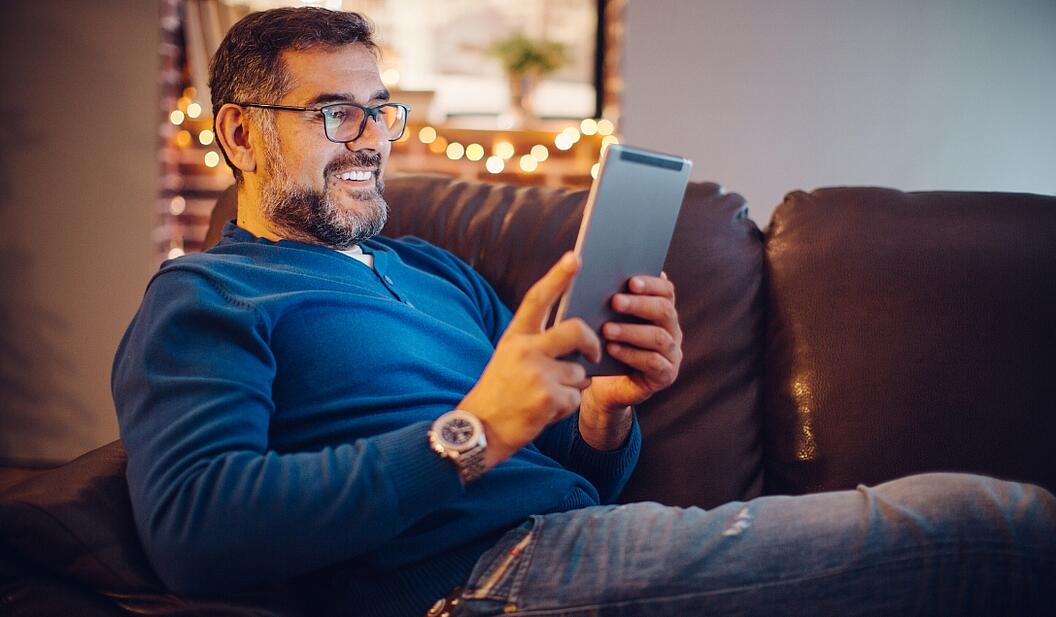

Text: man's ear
xmin=215 ymin=103 xmax=257 ymax=174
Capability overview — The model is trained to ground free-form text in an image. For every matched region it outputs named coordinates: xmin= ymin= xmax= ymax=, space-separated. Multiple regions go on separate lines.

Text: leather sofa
xmin=2 ymin=174 xmax=1054 ymax=615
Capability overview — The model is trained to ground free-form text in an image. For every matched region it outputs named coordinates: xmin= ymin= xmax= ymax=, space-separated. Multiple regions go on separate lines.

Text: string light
xmin=204 ymin=151 xmax=220 ymax=167
xmin=580 ymin=118 xmax=598 ymax=135
xmin=485 ymin=155 xmax=504 ymax=174
xmin=186 ymin=102 xmax=202 ymax=118
xmin=381 ymin=68 xmax=400 ymax=87
xmin=562 ymin=127 xmax=582 ymax=144
xmin=169 ymin=195 xmax=186 ymax=215
xmin=427 ymin=136 xmax=448 ymax=154
xmin=418 ymin=126 xmax=437 ymax=144
xmin=446 ymin=142 xmax=465 ymax=160
xmin=466 ymin=143 xmax=485 ymax=161
xmin=519 ymin=154 xmax=538 ymax=172
xmin=175 ymin=130 xmax=192 ymax=148
xmin=198 ymin=129 xmax=215 ymax=145
xmin=554 ymin=132 xmax=574 ymax=150
xmin=601 ymin=135 xmax=619 ymax=153
xmin=530 ymin=144 xmax=549 ymax=161
xmin=597 ymin=119 xmax=615 ymax=135
xmin=169 ymin=110 xmax=185 ymax=125
xmin=182 ymin=87 xmax=197 ymax=99
xmin=177 ymin=96 xmax=191 ymax=111
xmin=590 ymin=163 xmax=600 ymax=179
xmin=494 ymin=141 xmax=515 ymax=160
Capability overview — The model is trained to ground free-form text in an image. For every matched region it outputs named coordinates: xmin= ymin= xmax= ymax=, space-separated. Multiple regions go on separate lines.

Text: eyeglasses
xmin=235 ymin=101 xmax=411 ymax=143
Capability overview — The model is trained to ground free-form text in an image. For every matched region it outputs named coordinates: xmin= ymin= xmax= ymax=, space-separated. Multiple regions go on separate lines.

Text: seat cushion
xmin=0 ymin=441 xmax=306 ymax=616
xmin=763 ymin=187 xmax=1056 ymax=495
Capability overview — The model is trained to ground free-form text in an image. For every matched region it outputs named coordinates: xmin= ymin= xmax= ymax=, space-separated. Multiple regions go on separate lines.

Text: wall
xmin=0 ymin=1 xmax=159 ymax=464
xmin=622 ymin=0 xmax=1056 ymax=226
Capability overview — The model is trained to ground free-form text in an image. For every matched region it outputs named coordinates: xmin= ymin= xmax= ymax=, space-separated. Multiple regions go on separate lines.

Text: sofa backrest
xmin=378 ymin=175 xmax=768 ymax=507
xmin=763 ymin=187 xmax=1056 ymax=496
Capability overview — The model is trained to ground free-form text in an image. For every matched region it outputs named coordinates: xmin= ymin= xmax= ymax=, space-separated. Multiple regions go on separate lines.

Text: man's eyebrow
xmin=304 ymin=89 xmax=391 ymax=107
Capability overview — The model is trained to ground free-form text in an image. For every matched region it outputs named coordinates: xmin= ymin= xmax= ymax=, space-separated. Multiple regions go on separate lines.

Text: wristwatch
xmin=429 ymin=409 xmax=488 ymax=484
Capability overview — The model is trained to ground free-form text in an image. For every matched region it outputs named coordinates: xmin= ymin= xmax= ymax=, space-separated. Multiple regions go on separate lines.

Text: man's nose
xmin=348 ymin=114 xmax=388 ymax=151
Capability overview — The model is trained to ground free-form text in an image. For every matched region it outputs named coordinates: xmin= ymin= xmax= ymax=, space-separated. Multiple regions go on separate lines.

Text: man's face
xmin=255 ymin=44 xmax=392 ymax=248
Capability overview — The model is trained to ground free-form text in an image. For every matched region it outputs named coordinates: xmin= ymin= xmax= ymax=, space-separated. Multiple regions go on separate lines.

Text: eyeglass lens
xmin=322 ymin=104 xmax=407 ymax=142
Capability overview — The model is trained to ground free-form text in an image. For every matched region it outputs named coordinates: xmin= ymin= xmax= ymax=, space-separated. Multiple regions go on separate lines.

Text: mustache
xmin=325 ymin=151 xmax=382 ymax=176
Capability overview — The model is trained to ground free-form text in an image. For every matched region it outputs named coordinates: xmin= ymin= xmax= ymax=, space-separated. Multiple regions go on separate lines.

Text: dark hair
xmin=208 ymin=7 xmax=379 ymax=182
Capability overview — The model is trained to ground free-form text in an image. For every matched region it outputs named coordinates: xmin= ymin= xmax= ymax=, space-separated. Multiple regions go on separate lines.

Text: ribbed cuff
xmin=372 ymin=420 xmax=465 ymax=522
xmin=569 ymin=412 xmax=642 ymax=503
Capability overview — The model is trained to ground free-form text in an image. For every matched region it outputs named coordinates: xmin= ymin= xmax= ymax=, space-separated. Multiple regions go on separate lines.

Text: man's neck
xmin=235 ymin=184 xmax=283 ymax=242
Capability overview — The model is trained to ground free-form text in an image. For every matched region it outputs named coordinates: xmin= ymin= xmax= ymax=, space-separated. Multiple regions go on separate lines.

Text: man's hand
xmin=458 ymin=252 xmax=602 ymax=471
xmin=579 ymin=273 xmax=683 ymax=449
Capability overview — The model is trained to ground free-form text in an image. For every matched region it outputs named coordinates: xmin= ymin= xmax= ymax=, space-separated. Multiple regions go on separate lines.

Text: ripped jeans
xmin=452 ymin=473 xmax=1056 ymax=616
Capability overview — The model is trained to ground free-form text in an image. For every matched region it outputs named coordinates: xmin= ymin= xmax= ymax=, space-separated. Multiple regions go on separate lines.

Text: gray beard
xmin=258 ymin=138 xmax=388 ymax=249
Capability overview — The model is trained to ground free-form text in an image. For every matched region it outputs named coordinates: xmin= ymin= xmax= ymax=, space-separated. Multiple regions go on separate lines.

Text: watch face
xmin=440 ymin=417 xmax=476 ymax=447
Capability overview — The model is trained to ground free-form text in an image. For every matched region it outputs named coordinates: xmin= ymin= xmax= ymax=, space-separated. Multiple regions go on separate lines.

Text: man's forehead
xmin=280 ymin=45 xmax=384 ymax=105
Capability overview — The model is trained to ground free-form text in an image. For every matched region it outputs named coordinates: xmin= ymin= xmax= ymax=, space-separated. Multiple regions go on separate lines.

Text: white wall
xmin=622 ymin=0 xmax=1056 ymax=227
xmin=0 ymin=1 xmax=159 ymax=464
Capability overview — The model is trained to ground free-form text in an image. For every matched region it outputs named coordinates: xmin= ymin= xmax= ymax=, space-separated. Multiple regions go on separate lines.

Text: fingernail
xmin=630 ymin=277 xmax=643 ymax=291
xmin=613 ymin=295 xmax=627 ymax=309
xmin=605 ymin=323 xmax=621 ymax=336
xmin=608 ymin=342 xmax=620 ymax=354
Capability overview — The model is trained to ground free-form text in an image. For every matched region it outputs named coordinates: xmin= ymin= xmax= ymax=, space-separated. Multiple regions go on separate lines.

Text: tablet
xmin=554 ymin=144 xmax=692 ymax=376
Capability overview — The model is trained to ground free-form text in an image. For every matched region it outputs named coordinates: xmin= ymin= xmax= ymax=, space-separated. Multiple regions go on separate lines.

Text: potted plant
xmin=487 ymin=33 xmax=566 ymax=126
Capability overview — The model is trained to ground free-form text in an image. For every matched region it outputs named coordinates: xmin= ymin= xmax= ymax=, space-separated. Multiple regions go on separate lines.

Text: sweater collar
xmin=218 ymin=220 xmax=391 ymax=272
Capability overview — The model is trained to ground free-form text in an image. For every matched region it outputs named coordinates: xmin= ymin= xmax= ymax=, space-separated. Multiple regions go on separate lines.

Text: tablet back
xmin=555 ymin=144 xmax=692 ymax=375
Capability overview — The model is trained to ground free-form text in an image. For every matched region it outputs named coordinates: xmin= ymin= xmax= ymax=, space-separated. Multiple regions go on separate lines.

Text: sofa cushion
xmin=382 ymin=175 xmax=767 ymax=507
xmin=763 ymin=187 xmax=1056 ymax=495
xmin=0 ymin=441 xmax=305 ymax=616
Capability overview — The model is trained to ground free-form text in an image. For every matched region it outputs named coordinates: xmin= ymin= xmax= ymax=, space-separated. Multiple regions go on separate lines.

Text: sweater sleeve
xmin=111 ymin=269 xmax=465 ymax=596
xmin=533 ymin=411 xmax=641 ymax=504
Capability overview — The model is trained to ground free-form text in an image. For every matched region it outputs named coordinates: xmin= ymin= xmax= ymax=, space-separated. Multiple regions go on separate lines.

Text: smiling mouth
xmin=333 ymin=169 xmax=375 ymax=183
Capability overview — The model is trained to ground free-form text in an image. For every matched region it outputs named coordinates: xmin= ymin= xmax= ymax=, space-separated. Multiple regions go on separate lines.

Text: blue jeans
xmin=453 ymin=473 xmax=1055 ymax=616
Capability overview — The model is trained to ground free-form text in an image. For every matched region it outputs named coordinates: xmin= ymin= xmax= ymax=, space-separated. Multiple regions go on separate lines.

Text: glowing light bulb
xmin=519 ymin=154 xmax=538 ymax=172
xmin=466 ymin=143 xmax=485 ymax=161
xmin=601 ymin=135 xmax=619 ymax=153
xmin=381 ymin=68 xmax=400 ymax=87
xmin=428 ymin=136 xmax=448 ymax=154
xmin=169 ymin=195 xmax=186 ymax=215
xmin=169 ymin=110 xmax=185 ymax=125
xmin=175 ymin=130 xmax=192 ymax=148
xmin=590 ymin=163 xmax=600 ymax=179
xmin=198 ymin=129 xmax=215 ymax=145
xmin=530 ymin=144 xmax=549 ymax=161
xmin=562 ymin=127 xmax=581 ymax=143
xmin=204 ymin=151 xmax=220 ymax=167
xmin=554 ymin=133 xmax=574 ymax=151
xmin=186 ymin=102 xmax=202 ymax=118
xmin=597 ymin=119 xmax=615 ymax=135
xmin=418 ymin=126 xmax=437 ymax=144
xmin=494 ymin=141 xmax=515 ymax=160
xmin=580 ymin=118 xmax=598 ymax=135
xmin=485 ymin=155 xmax=504 ymax=174
xmin=446 ymin=142 xmax=465 ymax=160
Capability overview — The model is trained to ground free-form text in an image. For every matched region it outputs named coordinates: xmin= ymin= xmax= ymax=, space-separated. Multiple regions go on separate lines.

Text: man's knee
xmin=869 ymin=472 xmax=1056 ymax=549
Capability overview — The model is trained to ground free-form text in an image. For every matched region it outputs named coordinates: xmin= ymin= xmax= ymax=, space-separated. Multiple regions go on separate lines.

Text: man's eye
xmin=325 ymin=109 xmax=348 ymax=121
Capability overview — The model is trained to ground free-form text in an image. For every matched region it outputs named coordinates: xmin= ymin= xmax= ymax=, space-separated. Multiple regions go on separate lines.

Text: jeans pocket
xmin=463 ymin=516 xmax=541 ymax=604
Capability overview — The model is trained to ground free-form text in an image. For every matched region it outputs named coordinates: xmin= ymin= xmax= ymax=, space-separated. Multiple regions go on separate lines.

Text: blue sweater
xmin=112 ymin=223 xmax=641 ymax=616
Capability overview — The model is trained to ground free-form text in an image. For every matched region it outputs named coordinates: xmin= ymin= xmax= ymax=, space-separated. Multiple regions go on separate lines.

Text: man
xmin=113 ymin=7 xmax=1054 ymax=617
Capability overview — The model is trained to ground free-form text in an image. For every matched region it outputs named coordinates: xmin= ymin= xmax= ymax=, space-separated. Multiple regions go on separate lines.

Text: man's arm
xmin=113 ymin=269 xmax=466 ymax=596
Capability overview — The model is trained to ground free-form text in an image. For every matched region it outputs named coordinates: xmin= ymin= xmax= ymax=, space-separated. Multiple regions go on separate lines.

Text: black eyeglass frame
xmin=233 ymin=101 xmax=411 ymax=143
